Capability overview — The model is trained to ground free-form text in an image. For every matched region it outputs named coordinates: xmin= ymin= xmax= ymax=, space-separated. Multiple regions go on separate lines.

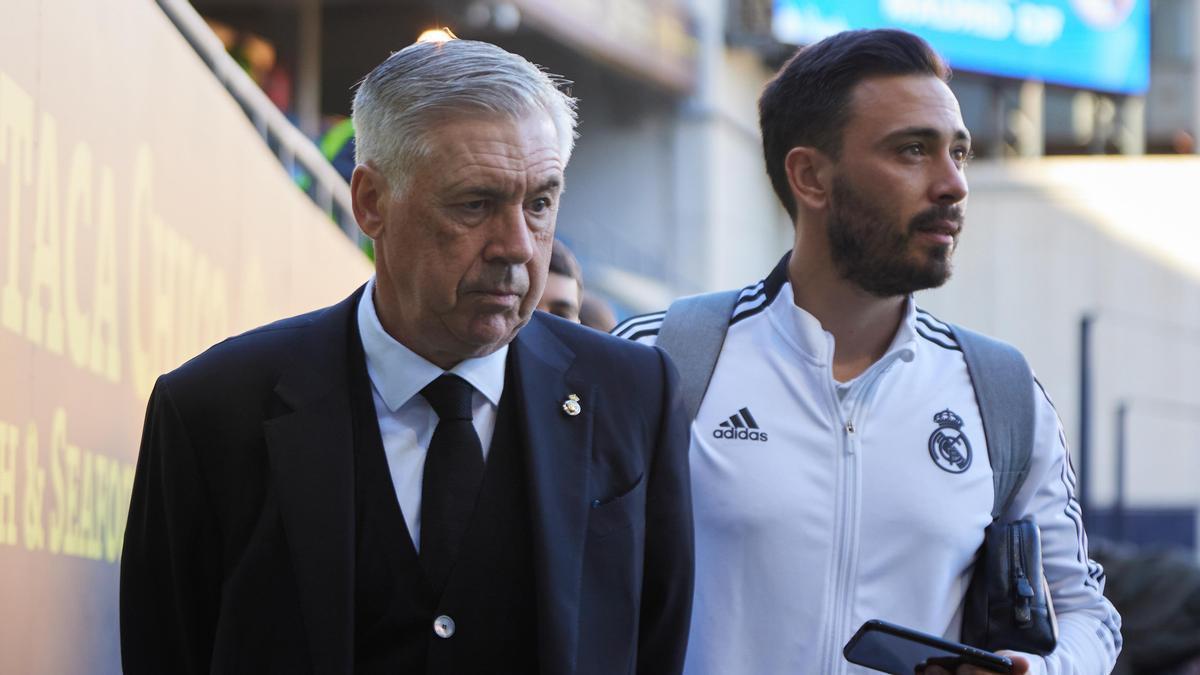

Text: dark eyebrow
xmin=456 ymin=186 xmax=508 ymax=201
xmin=881 ymin=126 xmax=971 ymax=146
xmin=544 ymin=299 xmax=579 ymax=313
xmin=532 ymin=177 xmax=563 ymax=195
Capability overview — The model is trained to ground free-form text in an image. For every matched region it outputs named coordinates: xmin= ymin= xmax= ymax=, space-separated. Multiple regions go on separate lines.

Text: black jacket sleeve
xmin=120 ymin=378 xmax=222 ymax=675
xmin=636 ymin=347 xmax=695 ymax=675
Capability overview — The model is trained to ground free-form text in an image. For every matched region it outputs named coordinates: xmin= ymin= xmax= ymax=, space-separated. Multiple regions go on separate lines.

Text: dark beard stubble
xmin=826 ymin=176 xmax=963 ymax=297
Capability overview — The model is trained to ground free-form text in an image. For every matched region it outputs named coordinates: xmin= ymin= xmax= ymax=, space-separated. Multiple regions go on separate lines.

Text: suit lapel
xmin=259 ymin=301 xmax=595 ymax=674
xmin=262 ymin=290 xmax=361 ymax=675
xmin=512 ymin=315 xmax=596 ymax=675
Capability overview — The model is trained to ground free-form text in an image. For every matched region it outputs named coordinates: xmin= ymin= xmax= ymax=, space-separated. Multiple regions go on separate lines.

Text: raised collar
xmin=766 ymin=280 xmax=919 ymax=369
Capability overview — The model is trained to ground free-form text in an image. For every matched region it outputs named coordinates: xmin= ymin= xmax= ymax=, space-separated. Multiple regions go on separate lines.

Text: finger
xmin=998 ymin=652 xmax=1032 ymax=675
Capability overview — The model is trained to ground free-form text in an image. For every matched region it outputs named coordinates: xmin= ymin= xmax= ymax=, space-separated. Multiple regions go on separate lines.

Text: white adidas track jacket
xmin=614 ymin=258 xmax=1121 ymax=675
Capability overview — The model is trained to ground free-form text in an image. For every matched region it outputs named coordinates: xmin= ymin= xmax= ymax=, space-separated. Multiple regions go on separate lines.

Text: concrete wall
xmin=700 ymin=45 xmax=794 ymax=291
xmin=556 ymin=0 xmax=790 ymax=314
xmin=556 ymin=0 xmax=1200 ymax=536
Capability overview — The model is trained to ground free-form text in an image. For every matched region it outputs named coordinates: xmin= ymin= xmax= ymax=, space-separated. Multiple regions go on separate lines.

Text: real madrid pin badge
xmin=562 ymin=393 xmax=582 ymax=417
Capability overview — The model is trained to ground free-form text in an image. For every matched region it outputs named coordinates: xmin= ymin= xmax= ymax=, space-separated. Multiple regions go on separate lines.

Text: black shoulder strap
xmin=655 ymin=290 xmax=740 ymax=422
xmin=950 ymin=324 xmax=1037 ymax=520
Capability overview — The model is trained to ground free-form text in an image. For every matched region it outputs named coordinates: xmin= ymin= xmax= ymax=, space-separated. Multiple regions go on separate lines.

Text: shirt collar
xmin=767 ymin=281 xmax=833 ymax=362
xmin=889 ymin=297 xmax=919 ymax=363
xmin=768 ymin=281 xmax=918 ymax=365
xmin=356 ymin=277 xmax=508 ymax=412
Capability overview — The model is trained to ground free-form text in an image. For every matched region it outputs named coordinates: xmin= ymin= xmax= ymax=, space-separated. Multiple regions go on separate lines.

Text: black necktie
xmin=419 ymin=374 xmax=486 ymax=595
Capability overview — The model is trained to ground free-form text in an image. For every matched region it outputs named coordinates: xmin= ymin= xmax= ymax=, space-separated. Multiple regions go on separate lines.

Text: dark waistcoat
xmin=349 ymin=339 xmax=538 ymax=675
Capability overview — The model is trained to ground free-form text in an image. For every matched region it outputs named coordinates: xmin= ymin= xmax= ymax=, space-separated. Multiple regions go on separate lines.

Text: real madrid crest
xmin=561 ymin=393 xmax=582 ymax=417
xmin=928 ymin=409 xmax=972 ymax=474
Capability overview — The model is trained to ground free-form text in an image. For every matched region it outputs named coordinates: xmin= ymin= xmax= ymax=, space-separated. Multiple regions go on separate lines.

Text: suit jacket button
xmin=433 ymin=615 xmax=456 ymax=639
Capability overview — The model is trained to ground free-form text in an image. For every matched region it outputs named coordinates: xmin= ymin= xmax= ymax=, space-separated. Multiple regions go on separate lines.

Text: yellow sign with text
xmin=0 ymin=0 xmax=370 ymax=672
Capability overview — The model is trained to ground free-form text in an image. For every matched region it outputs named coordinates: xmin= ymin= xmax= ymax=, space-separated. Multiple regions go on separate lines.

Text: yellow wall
xmin=0 ymin=1 xmax=370 ymax=671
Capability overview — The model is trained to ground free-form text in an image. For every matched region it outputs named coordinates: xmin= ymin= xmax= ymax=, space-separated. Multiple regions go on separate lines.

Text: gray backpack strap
xmin=950 ymin=324 xmax=1036 ymax=520
xmin=655 ymin=290 xmax=741 ymax=422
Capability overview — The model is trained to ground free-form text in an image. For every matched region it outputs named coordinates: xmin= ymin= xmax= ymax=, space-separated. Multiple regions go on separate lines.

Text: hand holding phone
xmin=917 ymin=653 xmax=1031 ymax=675
xmin=843 ymin=619 xmax=1013 ymax=674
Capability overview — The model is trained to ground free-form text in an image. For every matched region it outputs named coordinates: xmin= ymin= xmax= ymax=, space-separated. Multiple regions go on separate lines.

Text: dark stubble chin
xmin=827 ymin=175 xmax=963 ymax=298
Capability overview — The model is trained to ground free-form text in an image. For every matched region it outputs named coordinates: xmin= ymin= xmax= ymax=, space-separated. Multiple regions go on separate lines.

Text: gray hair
xmin=352 ymin=39 xmax=578 ymax=193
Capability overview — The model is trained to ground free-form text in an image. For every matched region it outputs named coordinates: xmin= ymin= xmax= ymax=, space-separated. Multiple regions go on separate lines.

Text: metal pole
xmin=1078 ymin=313 xmax=1093 ymax=524
xmin=1117 ymin=95 xmax=1146 ymax=156
xmin=991 ymin=80 xmax=1008 ymax=156
xmin=1114 ymin=401 xmax=1127 ymax=542
xmin=1016 ymin=80 xmax=1045 ymax=157
xmin=1193 ymin=0 xmax=1200 ymax=156
xmin=296 ymin=0 xmax=322 ymax=140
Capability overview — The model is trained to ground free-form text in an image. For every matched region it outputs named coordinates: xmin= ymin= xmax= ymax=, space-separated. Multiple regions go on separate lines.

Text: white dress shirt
xmin=356 ymin=277 xmax=508 ymax=550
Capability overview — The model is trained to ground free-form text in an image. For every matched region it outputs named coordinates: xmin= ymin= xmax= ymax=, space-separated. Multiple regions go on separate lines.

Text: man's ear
xmin=784 ymin=146 xmax=834 ymax=211
xmin=350 ymin=163 xmax=389 ymax=240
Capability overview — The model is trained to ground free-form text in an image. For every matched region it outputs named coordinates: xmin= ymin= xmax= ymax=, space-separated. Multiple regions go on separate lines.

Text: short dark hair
xmin=759 ymin=29 xmax=950 ymax=219
xmin=549 ymin=238 xmax=583 ymax=292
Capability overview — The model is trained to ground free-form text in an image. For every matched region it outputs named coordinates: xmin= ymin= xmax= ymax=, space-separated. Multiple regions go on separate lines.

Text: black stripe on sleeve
xmin=736 ymin=281 xmax=766 ymax=305
xmin=729 ymin=298 xmax=771 ymax=326
xmin=915 ymin=307 xmax=954 ymax=333
xmin=611 ymin=311 xmax=666 ymax=338
xmin=916 ymin=326 xmax=962 ymax=351
xmin=623 ymin=327 xmax=662 ymax=343
xmin=1035 ymin=378 xmax=1106 ymax=591
xmin=916 ymin=315 xmax=957 ymax=342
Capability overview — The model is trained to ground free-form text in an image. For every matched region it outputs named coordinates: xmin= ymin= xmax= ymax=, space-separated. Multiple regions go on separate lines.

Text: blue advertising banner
xmin=772 ymin=0 xmax=1150 ymax=94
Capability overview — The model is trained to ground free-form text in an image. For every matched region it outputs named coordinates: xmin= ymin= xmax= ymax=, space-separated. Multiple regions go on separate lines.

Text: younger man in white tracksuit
xmin=616 ymin=29 xmax=1120 ymax=675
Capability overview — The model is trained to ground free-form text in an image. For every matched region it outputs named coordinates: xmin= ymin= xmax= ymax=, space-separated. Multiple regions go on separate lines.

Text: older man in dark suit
xmin=120 ymin=39 xmax=693 ymax=675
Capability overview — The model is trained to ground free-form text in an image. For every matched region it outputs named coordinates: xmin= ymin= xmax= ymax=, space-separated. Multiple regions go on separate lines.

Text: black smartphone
xmin=843 ymin=619 xmax=1013 ymax=674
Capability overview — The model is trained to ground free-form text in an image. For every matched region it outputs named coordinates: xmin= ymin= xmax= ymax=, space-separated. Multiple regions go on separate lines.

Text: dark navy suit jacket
xmin=120 ymin=287 xmax=694 ymax=675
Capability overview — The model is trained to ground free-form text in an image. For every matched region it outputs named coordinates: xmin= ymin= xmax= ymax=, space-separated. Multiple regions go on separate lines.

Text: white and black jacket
xmin=614 ymin=256 xmax=1121 ymax=675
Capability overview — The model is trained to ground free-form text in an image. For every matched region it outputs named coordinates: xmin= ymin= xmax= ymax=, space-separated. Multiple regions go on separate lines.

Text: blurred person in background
xmin=579 ymin=290 xmax=618 ymax=332
xmin=319 ymin=115 xmax=357 ymax=183
xmin=297 ymin=115 xmax=357 ymax=193
xmin=537 ymin=238 xmax=584 ymax=322
xmin=1091 ymin=540 xmax=1200 ymax=675
xmin=536 ymin=238 xmax=619 ymax=331
xmin=615 ymin=28 xmax=1120 ymax=675
xmin=121 ymin=38 xmax=693 ymax=675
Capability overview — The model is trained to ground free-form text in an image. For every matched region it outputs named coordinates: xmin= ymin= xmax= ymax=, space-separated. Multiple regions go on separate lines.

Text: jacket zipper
xmin=821 ymin=352 xmax=895 ymax=674
xmin=1011 ymin=525 xmax=1035 ymax=626
xmin=818 ymin=335 xmax=853 ymax=675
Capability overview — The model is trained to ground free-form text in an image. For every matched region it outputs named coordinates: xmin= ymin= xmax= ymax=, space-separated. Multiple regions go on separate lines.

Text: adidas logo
xmin=712 ymin=407 xmax=768 ymax=442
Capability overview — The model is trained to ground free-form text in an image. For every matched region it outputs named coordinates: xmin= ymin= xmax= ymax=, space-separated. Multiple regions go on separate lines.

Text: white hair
xmin=351 ymin=39 xmax=578 ymax=193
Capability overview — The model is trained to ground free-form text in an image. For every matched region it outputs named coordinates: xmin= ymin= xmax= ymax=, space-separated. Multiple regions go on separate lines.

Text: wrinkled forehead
xmin=424 ymin=109 xmax=560 ymax=155
xmin=421 ymin=112 xmax=566 ymax=191
xmin=418 ymin=100 xmax=572 ymax=160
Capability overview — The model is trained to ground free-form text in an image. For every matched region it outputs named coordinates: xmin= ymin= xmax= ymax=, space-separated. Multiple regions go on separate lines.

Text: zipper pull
xmin=845 ymin=421 xmax=855 ymax=435
xmin=1014 ymin=574 xmax=1035 ymax=626
xmin=1010 ymin=526 xmax=1035 ymax=626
